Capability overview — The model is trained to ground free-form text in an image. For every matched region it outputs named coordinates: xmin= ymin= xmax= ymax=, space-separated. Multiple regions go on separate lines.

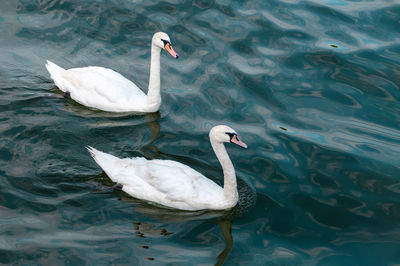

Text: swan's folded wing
xmin=143 ymin=160 xmax=223 ymax=202
xmin=104 ymin=158 xmax=197 ymax=205
xmin=108 ymin=157 xmax=148 ymax=184
xmin=61 ymin=67 xmax=146 ymax=108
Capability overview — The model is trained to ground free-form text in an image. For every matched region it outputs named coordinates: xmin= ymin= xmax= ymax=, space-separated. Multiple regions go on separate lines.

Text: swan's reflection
xmin=131 ymin=219 xmax=233 ymax=265
xmin=140 ymin=112 xmax=161 ymax=158
xmin=216 ymin=220 xmax=233 ymax=266
xmin=128 ymin=199 xmax=234 ymax=265
xmin=54 ymin=86 xmax=163 ymax=152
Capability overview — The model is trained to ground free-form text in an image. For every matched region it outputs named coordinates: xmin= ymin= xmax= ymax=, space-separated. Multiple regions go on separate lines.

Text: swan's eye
xmin=161 ymin=39 xmax=169 ymax=46
xmin=225 ymin=132 xmax=236 ymax=141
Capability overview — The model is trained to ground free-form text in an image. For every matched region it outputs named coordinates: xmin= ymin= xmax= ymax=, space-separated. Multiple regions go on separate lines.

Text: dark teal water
xmin=1 ymin=0 xmax=400 ymax=265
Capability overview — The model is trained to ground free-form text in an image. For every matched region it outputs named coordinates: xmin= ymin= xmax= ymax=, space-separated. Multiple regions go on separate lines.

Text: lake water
xmin=1 ymin=0 xmax=400 ymax=265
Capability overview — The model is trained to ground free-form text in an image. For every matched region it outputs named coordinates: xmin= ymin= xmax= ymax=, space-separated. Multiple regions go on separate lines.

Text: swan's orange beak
xmin=231 ymin=135 xmax=247 ymax=148
xmin=164 ymin=42 xmax=179 ymax=59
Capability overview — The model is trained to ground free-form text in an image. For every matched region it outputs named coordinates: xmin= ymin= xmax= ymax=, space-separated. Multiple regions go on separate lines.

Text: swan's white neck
xmin=211 ymin=141 xmax=239 ymax=208
xmin=146 ymin=44 xmax=162 ymax=111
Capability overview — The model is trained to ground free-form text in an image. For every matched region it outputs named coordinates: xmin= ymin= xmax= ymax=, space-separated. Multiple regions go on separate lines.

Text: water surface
xmin=1 ymin=0 xmax=400 ymax=265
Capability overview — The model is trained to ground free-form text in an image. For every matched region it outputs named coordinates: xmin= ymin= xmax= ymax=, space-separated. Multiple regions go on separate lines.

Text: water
xmin=1 ymin=0 xmax=400 ymax=265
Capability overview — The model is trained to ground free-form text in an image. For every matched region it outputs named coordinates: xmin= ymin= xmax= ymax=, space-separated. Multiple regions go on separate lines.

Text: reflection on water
xmin=215 ymin=220 xmax=233 ymax=266
xmin=129 ymin=205 xmax=235 ymax=265
xmin=131 ymin=217 xmax=233 ymax=264
xmin=141 ymin=112 xmax=161 ymax=157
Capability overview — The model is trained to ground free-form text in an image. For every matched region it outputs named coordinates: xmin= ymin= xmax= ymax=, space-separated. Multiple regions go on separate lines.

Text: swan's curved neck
xmin=211 ymin=141 xmax=238 ymax=205
xmin=146 ymin=44 xmax=162 ymax=109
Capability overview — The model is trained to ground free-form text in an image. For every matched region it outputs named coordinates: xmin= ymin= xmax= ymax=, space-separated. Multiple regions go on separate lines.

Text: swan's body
xmin=46 ymin=32 xmax=178 ymax=113
xmin=87 ymin=125 xmax=247 ymax=211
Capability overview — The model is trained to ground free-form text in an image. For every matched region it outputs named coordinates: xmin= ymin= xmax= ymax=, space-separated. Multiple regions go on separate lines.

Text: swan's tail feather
xmin=86 ymin=145 xmax=98 ymax=161
xmin=86 ymin=145 xmax=117 ymax=165
xmin=45 ymin=60 xmax=65 ymax=81
xmin=86 ymin=146 xmax=121 ymax=182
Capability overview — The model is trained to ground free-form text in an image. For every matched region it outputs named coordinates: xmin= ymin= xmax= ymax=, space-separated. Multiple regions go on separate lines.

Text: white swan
xmin=45 ymin=32 xmax=179 ymax=113
xmin=87 ymin=125 xmax=248 ymax=211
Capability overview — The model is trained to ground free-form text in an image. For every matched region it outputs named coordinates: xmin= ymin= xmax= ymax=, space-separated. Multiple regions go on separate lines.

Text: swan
xmin=87 ymin=125 xmax=248 ymax=211
xmin=45 ymin=32 xmax=179 ymax=112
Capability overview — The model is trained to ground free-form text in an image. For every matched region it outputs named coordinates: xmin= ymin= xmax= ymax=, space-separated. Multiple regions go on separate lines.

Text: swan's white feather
xmin=87 ymin=146 xmax=224 ymax=210
xmin=46 ymin=62 xmax=147 ymax=112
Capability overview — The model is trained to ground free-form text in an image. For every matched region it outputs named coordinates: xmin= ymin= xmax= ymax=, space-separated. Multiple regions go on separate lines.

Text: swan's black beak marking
xmin=226 ymin=132 xmax=248 ymax=148
xmin=162 ymin=39 xmax=179 ymax=59
xmin=226 ymin=132 xmax=236 ymax=140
